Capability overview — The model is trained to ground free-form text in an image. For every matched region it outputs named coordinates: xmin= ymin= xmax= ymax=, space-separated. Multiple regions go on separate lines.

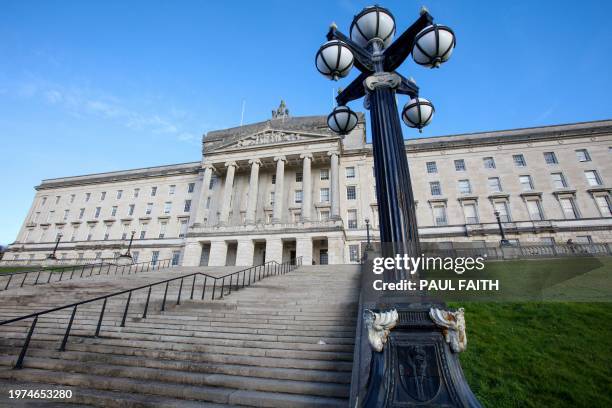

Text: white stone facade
xmin=5 ymin=113 xmax=612 ymax=266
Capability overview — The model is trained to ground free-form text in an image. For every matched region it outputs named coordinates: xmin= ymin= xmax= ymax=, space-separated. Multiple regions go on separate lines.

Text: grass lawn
xmin=445 ymin=257 xmax=612 ymax=407
xmin=0 ymin=266 xmax=37 ymax=274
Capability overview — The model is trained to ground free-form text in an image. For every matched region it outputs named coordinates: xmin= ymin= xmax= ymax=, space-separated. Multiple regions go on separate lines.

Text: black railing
xmin=1 ymin=259 xmax=175 ymax=292
xmin=0 ymin=257 xmax=302 ymax=369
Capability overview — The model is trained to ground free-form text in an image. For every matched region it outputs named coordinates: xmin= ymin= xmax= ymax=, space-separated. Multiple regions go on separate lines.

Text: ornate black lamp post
xmin=494 ymin=210 xmax=510 ymax=246
xmin=316 ymin=6 xmax=480 ymax=407
xmin=365 ymin=218 xmax=372 ymax=250
xmin=117 ymin=231 xmax=136 ymax=265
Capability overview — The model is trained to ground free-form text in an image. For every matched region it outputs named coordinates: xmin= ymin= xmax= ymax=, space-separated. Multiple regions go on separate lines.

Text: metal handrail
xmin=1 ymin=258 xmax=175 ymax=292
xmin=1 ymin=256 xmax=303 ymax=369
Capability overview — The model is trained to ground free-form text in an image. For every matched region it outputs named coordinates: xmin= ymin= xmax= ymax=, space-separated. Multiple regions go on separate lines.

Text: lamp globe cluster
xmin=315 ymin=5 xmax=455 ymax=135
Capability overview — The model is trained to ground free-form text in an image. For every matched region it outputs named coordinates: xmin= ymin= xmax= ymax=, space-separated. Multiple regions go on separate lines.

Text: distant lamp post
xmin=44 ymin=234 xmax=62 ymax=266
xmin=494 ymin=210 xmax=510 ymax=246
xmin=365 ymin=218 xmax=373 ymax=250
xmin=117 ymin=231 xmax=136 ymax=265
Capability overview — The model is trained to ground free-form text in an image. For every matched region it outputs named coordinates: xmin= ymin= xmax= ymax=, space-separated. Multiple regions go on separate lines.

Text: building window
xmin=152 ymin=251 xmax=160 ymax=266
xmin=584 ymin=170 xmax=602 ymax=186
xmin=104 ymin=225 xmax=110 ymax=240
xmin=346 ymin=186 xmax=357 ymax=200
xmin=519 ymin=175 xmax=534 ymax=191
xmin=159 ymin=222 xmax=167 ymax=238
xmin=179 ymin=219 xmax=188 ymax=238
xmin=206 ymin=196 xmax=211 ymax=209
xmin=320 ymin=188 xmax=330 ymax=202
xmin=575 ymin=235 xmax=593 ymax=244
xmin=55 ymin=196 xmax=61 ymax=204
xmin=294 ymin=190 xmax=303 ymax=204
xmin=454 ymin=159 xmax=466 ymax=171
xmin=133 ymin=188 xmax=140 ymax=198
xmin=99 ymin=191 xmax=105 ymax=201
xmin=79 ymin=208 xmax=85 ymax=220
xmin=94 ymin=207 xmax=101 ymax=219
xmin=132 ymin=251 xmax=139 ymax=263
xmin=540 ymin=237 xmax=555 ymax=245
xmin=172 ymin=251 xmax=181 ymax=266
xmin=544 ymin=152 xmax=558 ymax=164
xmin=151 ymin=186 xmax=157 ymax=196
xmin=483 ymin=157 xmax=496 ymax=169
xmin=575 ymin=149 xmax=591 ymax=162
xmin=70 ymin=194 xmax=75 ymax=203
xmin=169 ymin=185 xmax=176 ymax=195
xmin=128 ymin=204 xmax=135 ymax=216
xmin=488 ymin=177 xmax=502 ymax=193
xmin=164 ymin=202 xmax=172 ymax=214
xmin=526 ymin=199 xmax=544 ymax=221
xmin=296 ymin=172 xmax=303 ymax=182
xmin=111 ymin=206 xmax=118 ymax=217
xmin=116 ymin=190 xmax=123 ymax=199
xmin=426 ymin=161 xmax=438 ymax=174
xmin=293 ymin=212 xmax=301 ymax=223
xmin=85 ymin=193 xmax=91 ymax=202
xmin=457 ymin=179 xmax=472 ymax=195
xmin=347 ymin=209 xmax=358 ymax=229
xmin=95 ymin=252 xmax=102 ymax=259
xmin=139 ymin=229 xmax=146 ymax=239
xmin=559 ymin=197 xmax=579 ymax=219
xmin=188 ymin=183 xmax=195 ymax=193
xmin=494 ymin=201 xmax=511 ymax=222
xmin=594 ymin=195 xmax=611 ymax=216
xmin=41 ymin=196 xmax=47 ymax=207
xmin=463 ymin=203 xmax=479 ymax=224
xmin=432 ymin=205 xmax=447 ymax=226
xmin=320 ymin=169 xmax=329 ymax=180
xmin=429 ymin=181 xmax=442 ymax=196
xmin=47 ymin=210 xmax=54 ymax=223
xmin=209 ymin=176 xmax=217 ymax=189
xmin=346 ymin=167 xmax=356 ymax=179
xmin=146 ymin=203 xmax=153 ymax=215
xmin=349 ymin=245 xmax=360 ymax=263
xmin=269 ymin=192 xmax=275 ymax=205
xmin=271 ymin=174 xmax=276 ymax=185
xmin=513 ymin=154 xmax=527 ymax=167
xmin=320 ymin=210 xmax=330 ymax=221
xmin=63 ymin=209 xmax=69 ymax=221
xmin=183 ymin=200 xmax=192 ymax=212
xmin=551 ymin=173 xmax=568 ymax=189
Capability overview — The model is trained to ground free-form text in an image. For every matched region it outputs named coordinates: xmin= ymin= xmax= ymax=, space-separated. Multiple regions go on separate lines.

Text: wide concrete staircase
xmin=0 ymin=264 xmax=360 ymax=407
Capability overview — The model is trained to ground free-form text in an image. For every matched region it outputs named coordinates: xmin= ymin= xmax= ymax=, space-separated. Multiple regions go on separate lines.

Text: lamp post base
xmin=362 ymin=302 xmax=482 ymax=408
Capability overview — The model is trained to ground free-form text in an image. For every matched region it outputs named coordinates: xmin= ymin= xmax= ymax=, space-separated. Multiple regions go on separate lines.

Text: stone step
xmin=0 ymin=369 xmax=348 ymax=407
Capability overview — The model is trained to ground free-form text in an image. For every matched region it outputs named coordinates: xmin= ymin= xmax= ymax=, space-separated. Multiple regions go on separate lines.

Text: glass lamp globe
xmin=402 ymin=98 xmax=434 ymax=131
xmin=327 ymin=106 xmax=359 ymax=135
xmin=116 ymin=253 xmax=133 ymax=266
xmin=412 ymin=24 xmax=456 ymax=68
xmin=350 ymin=5 xmax=396 ymax=48
xmin=316 ymin=40 xmax=354 ymax=80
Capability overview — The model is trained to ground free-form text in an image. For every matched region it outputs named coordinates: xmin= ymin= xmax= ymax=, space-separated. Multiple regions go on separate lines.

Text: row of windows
xmin=429 ymin=194 xmax=611 ymax=226
xmin=24 ymin=218 xmax=190 ymax=243
xmin=38 ymin=183 xmax=196 ymax=208
xmin=429 ymin=170 xmax=604 ymax=196
xmin=425 ymin=149 xmax=599 ymax=174
xmin=30 ymin=200 xmax=192 ymax=224
xmin=11 ymin=250 xmax=183 ymax=266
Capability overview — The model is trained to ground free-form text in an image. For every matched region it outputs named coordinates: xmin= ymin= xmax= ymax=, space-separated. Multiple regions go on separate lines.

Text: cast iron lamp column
xmin=494 ymin=210 xmax=510 ymax=246
xmin=365 ymin=218 xmax=372 ymax=250
xmin=316 ymin=6 xmax=480 ymax=408
xmin=117 ymin=231 xmax=136 ymax=265
xmin=45 ymin=234 xmax=62 ymax=264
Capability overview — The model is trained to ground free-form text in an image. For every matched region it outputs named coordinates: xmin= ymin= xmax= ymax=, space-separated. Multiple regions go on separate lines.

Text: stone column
xmin=219 ymin=161 xmax=236 ymax=226
xmin=246 ymin=159 xmax=261 ymax=225
xmin=329 ymin=152 xmax=340 ymax=220
xmin=265 ymin=238 xmax=283 ymax=264
xmin=193 ymin=164 xmax=214 ymax=226
xmin=236 ymin=239 xmax=255 ymax=266
xmin=272 ymin=156 xmax=286 ymax=224
xmin=327 ymin=236 xmax=345 ymax=264
xmin=182 ymin=240 xmax=202 ymax=266
xmin=208 ymin=240 xmax=228 ymax=266
xmin=296 ymin=236 xmax=313 ymax=265
xmin=300 ymin=153 xmax=312 ymax=221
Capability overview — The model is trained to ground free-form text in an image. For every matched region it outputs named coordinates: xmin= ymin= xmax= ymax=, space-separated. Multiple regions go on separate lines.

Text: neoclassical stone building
xmin=5 ymin=106 xmax=612 ymax=266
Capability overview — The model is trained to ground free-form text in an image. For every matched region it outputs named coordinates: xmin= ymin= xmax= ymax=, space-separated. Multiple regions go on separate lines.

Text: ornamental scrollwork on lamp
xmin=364 ymin=309 xmax=399 ymax=352
xmin=429 ymin=307 xmax=467 ymax=353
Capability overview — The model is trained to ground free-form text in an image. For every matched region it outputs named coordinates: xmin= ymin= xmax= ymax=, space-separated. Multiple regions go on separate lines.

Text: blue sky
xmin=1 ymin=0 xmax=611 ymax=245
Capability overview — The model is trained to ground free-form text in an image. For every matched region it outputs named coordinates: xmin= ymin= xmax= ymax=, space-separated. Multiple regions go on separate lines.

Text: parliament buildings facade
xmin=5 ymin=107 xmax=612 ymax=266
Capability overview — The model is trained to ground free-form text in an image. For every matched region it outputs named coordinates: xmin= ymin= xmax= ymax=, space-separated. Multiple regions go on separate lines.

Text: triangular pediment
xmin=213 ymin=129 xmax=333 ymax=151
